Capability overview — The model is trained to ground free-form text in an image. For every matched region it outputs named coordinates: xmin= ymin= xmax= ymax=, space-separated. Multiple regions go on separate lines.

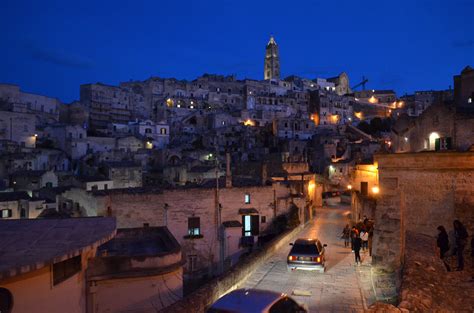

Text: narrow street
xmin=241 ymin=202 xmax=375 ymax=312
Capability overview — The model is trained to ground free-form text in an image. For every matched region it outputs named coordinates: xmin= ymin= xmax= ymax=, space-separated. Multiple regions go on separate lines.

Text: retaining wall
xmin=161 ymin=222 xmax=308 ymax=313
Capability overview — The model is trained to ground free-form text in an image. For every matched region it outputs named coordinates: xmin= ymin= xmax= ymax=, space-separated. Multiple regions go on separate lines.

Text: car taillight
xmin=288 ymin=256 xmax=296 ymax=261
xmin=314 ymin=257 xmax=321 ymax=262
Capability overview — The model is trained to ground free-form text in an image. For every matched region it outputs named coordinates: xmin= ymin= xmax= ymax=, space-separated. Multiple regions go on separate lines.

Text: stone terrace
xmin=368 ymin=231 xmax=474 ymax=312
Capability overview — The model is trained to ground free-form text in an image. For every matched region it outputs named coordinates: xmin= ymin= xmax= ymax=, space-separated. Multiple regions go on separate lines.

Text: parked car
xmin=287 ymin=238 xmax=327 ymax=273
xmin=207 ymin=288 xmax=307 ymax=313
xmin=322 ymin=191 xmax=340 ymax=199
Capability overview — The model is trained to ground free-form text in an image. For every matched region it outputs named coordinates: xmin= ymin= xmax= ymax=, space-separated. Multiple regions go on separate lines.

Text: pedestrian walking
xmin=341 ymin=224 xmax=350 ymax=247
xmin=368 ymin=223 xmax=374 ymax=257
xmin=350 ymin=226 xmax=359 ymax=252
xmin=353 ymin=235 xmax=362 ymax=265
xmin=436 ymin=225 xmax=450 ymax=271
xmin=361 ymin=230 xmax=369 ymax=251
xmin=453 ymin=220 xmax=468 ymax=271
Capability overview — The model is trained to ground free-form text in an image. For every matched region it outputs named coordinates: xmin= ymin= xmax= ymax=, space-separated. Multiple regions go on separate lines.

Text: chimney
xmin=226 ymin=152 xmax=232 ymax=188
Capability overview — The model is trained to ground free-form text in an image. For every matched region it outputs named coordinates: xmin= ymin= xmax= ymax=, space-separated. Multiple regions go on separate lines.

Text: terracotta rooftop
xmin=0 ymin=217 xmax=116 ymax=280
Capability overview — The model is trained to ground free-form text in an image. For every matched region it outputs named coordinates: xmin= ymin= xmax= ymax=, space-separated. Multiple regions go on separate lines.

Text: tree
xmin=370 ymin=117 xmax=383 ymax=133
xmin=357 ymin=121 xmax=372 ymax=134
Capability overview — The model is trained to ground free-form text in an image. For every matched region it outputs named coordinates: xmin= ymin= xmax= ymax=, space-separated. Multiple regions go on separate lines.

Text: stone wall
xmin=368 ymin=231 xmax=474 ymax=312
xmin=373 ymin=151 xmax=474 ymax=270
xmin=161 ymin=223 xmax=307 ymax=313
xmin=62 ymin=183 xmax=302 ymax=279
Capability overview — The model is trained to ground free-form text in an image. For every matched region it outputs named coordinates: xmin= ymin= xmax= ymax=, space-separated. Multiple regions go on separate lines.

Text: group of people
xmin=436 ymin=220 xmax=472 ymax=274
xmin=341 ymin=216 xmax=374 ymax=266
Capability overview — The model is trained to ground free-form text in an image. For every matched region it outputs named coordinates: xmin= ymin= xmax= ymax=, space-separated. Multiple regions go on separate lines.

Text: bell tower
xmin=264 ymin=36 xmax=280 ymax=81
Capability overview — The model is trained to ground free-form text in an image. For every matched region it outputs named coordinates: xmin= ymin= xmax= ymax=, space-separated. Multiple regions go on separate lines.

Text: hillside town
xmin=0 ymin=36 xmax=473 ymax=313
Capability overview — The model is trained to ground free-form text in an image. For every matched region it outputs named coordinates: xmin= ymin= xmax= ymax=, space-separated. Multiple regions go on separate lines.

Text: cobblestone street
xmin=242 ymin=204 xmax=379 ymax=312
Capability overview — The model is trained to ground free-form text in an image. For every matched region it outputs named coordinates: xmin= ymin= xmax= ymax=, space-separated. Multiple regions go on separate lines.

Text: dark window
xmin=361 ymin=182 xmax=368 ymax=196
xmin=20 ymin=209 xmax=26 ymax=218
xmin=0 ymin=287 xmax=13 ymax=313
xmin=91 ymin=185 xmax=98 ymax=191
xmin=291 ymin=243 xmax=319 ymax=255
xmin=53 ymin=255 xmax=82 ymax=285
xmin=188 ymin=217 xmax=200 ymax=236
xmin=104 ymin=184 xmax=108 ymax=190
xmin=45 ymin=182 xmax=53 ymax=188
xmin=261 ymin=216 xmax=266 ymax=223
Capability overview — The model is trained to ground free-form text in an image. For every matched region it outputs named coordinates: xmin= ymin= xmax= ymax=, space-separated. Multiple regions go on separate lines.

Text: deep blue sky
xmin=1 ymin=0 xmax=473 ymax=102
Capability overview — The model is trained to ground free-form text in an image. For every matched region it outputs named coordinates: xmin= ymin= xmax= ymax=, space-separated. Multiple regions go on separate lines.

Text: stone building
xmin=454 ymin=65 xmax=474 ymax=111
xmin=101 ymin=161 xmax=143 ymax=189
xmin=0 ymin=83 xmax=60 ymax=125
xmin=59 ymin=101 xmax=90 ymax=128
xmin=391 ymin=103 xmax=474 ymax=153
xmin=87 ymin=226 xmax=183 ymax=312
xmin=10 ymin=170 xmax=58 ymax=191
xmin=128 ymin=119 xmax=170 ymax=149
xmin=327 ymin=72 xmax=351 ymax=95
xmin=0 ymin=218 xmax=116 ymax=313
xmin=272 ymin=117 xmax=315 ymax=140
xmin=264 ymin=36 xmax=280 ymax=81
xmin=309 ymin=90 xmax=353 ymax=127
xmin=80 ymin=83 xmax=134 ymax=130
xmin=60 ymin=180 xmax=308 ymax=282
xmin=372 ymin=151 xmax=474 ymax=270
xmin=0 ymin=111 xmax=37 ymax=148
xmin=402 ymin=90 xmax=453 ymax=117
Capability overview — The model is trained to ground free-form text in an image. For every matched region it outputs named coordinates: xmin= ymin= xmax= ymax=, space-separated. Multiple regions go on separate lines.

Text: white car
xmin=207 ymin=288 xmax=307 ymax=313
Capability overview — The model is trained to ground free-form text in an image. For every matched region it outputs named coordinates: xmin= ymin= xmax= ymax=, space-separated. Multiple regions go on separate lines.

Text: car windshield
xmin=291 ymin=243 xmax=319 ymax=255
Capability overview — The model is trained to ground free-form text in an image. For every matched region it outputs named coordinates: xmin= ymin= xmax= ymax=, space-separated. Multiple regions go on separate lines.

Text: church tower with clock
xmin=264 ymin=36 xmax=280 ymax=81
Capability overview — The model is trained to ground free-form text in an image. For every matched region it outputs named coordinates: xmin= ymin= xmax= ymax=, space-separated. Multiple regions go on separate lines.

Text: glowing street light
xmin=347 ymin=184 xmax=352 ymax=190
xmin=372 ymin=185 xmax=380 ymax=194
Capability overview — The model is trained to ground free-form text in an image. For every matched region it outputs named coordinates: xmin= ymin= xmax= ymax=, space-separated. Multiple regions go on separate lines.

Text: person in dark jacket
xmin=437 ymin=225 xmax=450 ymax=271
xmin=341 ymin=224 xmax=350 ymax=247
xmin=437 ymin=226 xmax=450 ymax=258
xmin=453 ymin=220 xmax=468 ymax=271
xmin=350 ymin=227 xmax=359 ymax=252
xmin=353 ymin=235 xmax=362 ymax=265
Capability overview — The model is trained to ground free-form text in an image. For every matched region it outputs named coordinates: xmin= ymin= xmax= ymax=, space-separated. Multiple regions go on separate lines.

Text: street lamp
xmin=371 ymin=185 xmax=380 ymax=194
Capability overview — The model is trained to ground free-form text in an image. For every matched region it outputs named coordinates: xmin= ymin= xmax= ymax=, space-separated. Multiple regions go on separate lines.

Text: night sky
xmin=1 ymin=0 xmax=473 ymax=102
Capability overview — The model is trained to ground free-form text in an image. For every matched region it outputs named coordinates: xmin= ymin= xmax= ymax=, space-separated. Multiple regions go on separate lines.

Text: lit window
xmin=187 ymin=217 xmax=200 ymax=236
xmin=1 ymin=209 xmax=12 ymax=218
xmin=244 ymin=194 xmax=251 ymax=204
xmin=469 ymin=98 xmax=472 ymax=103
xmin=160 ymin=128 xmax=167 ymax=135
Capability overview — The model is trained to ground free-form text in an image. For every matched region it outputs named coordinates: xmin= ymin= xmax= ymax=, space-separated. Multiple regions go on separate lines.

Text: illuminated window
xmin=1 ymin=209 xmax=12 ymax=218
xmin=160 ymin=128 xmax=167 ymax=135
xmin=187 ymin=217 xmax=200 ymax=236
xmin=244 ymin=194 xmax=251 ymax=204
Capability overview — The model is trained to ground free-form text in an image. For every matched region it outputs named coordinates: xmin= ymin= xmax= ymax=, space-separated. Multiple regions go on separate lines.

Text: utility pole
xmin=214 ymin=143 xmax=224 ymax=274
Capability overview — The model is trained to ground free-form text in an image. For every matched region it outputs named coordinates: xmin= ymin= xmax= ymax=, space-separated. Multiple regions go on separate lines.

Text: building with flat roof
xmin=0 ymin=217 xmax=116 ymax=313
